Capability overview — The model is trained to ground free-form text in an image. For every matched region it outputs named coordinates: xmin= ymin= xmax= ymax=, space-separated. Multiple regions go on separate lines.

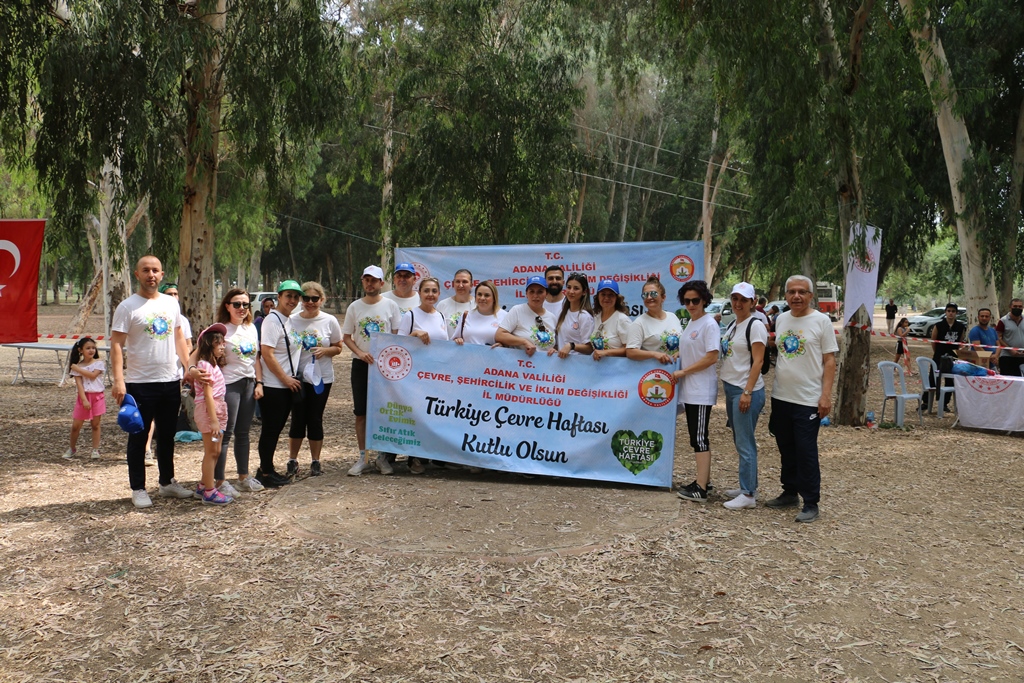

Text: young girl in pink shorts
xmin=193 ymin=324 xmax=232 ymax=505
xmin=63 ymin=337 xmax=106 ymax=460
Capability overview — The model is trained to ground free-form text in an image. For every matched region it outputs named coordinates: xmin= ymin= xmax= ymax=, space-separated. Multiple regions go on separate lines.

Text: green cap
xmin=277 ymin=279 xmax=303 ymax=294
xmin=158 ymin=283 xmax=178 ymax=294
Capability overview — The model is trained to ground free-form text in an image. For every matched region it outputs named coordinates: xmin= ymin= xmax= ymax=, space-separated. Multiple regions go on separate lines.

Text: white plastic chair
xmin=878 ymin=361 xmax=922 ymax=427
xmin=916 ymin=357 xmax=956 ymax=418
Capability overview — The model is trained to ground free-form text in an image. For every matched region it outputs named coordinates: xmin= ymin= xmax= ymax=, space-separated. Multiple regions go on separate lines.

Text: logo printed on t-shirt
xmin=144 ymin=313 xmax=174 ymax=340
xmin=661 ymin=332 xmax=679 ymax=354
xmin=778 ymin=329 xmax=806 ymax=358
xmin=359 ymin=316 xmax=387 ymax=341
xmin=230 ymin=337 xmax=258 ymax=361
xmin=532 ymin=325 xmax=554 ymax=349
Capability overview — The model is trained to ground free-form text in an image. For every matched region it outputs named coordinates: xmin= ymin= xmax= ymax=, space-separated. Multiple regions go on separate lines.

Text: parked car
xmin=250 ymin=291 xmax=277 ymax=313
xmin=907 ymin=306 xmax=967 ymax=337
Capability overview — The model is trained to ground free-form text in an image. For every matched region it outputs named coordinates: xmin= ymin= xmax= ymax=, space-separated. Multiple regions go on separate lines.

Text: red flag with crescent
xmin=0 ymin=219 xmax=46 ymax=343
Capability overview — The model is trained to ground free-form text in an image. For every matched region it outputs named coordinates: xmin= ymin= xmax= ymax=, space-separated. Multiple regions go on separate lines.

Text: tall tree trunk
xmin=617 ymin=139 xmax=640 ymax=242
xmin=179 ymin=0 xmax=227 ymax=328
xmin=284 ymin=217 xmax=297 ymax=275
xmin=637 ymin=116 xmax=665 ymax=242
xmin=381 ymin=93 xmax=396 ymax=276
xmin=999 ymin=96 xmax=1024 ymax=313
xmin=899 ymin=0 xmax=997 ymax=323
xmin=248 ymin=247 xmax=261 ymax=291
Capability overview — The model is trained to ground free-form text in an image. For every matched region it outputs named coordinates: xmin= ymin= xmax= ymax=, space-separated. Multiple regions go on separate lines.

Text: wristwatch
xmin=570 ymin=342 xmax=576 ymax=351
xmin=743 ymin=390 xmax=752 ymax=396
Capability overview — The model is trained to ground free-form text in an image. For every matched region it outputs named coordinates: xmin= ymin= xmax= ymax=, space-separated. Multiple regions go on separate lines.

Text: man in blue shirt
xmin=968 ymin=308 xmax=998 ymax=369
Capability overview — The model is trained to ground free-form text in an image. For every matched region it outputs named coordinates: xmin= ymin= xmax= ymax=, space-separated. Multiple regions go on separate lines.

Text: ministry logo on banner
xmin=367 ymin=334 xmax=677 ymax=487
xmin=0 ymin=219 xmax=46 ymax=343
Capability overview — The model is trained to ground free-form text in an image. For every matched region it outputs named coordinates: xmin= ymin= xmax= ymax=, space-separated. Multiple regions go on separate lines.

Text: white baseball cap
xmin=362 ymin=265 xmax=385 ymax=280
xmin=730 ymin=282 xmax=756 ymax=300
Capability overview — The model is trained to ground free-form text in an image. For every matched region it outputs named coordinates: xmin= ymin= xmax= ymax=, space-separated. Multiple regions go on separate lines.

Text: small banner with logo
xmin=843 ymin=223 xmax=882 ymax=327
xmin=0 ymin=219 xmax=46 ymax=343
xmin=397 ymin=241 xmax=704 ymax=319
xmin=366 ymin=334 xmax=677 ymax=487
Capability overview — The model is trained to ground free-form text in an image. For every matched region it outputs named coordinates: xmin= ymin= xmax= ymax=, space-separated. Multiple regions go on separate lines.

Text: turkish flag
xmin=0 ymin=219 xmax=46 ymax=343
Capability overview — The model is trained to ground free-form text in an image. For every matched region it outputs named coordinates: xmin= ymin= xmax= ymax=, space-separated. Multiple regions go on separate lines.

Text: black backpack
xmin=727 ymin=318 xmax=771 ymax=376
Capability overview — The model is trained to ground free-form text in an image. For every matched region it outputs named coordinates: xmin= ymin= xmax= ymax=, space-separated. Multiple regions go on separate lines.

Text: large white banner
xmin=396 ymin=241 xmax=704 ymax=318
xmin=843 ymin=224 xmax=882 ymax=326
xmin=366 ymin=334 xmax=678 ymax=487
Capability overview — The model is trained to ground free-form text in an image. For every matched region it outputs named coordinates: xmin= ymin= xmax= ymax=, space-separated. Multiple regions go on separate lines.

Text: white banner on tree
xmin=366 ymin=334 xmax=678 ymax=487
xmin=843 ymin=224 xmax=883 ymax=326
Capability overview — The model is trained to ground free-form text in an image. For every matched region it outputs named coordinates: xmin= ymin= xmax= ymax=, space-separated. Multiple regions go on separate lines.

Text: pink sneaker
xmin=202 ymin=487 xmax=233 ymax=506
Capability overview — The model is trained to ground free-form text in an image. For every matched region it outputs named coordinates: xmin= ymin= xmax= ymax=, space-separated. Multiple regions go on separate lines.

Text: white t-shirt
xmin=435 ymin=297 xmax=475 ymax=332
xmin=175 ymin=315 xmax=193 ymax=379
xmin=111 ymin=293 xmax=182 ymax=384
xmin=398 ymin=307 xmax=449 ymax=343
xmin=450 ymin=308 xmax=508 ymax=346
xmin=589 ymin=311 xmax=633 ymax=351
xmin=222 ymin=322 xmax=260 ymax=384
xmin=626 ymin=313 xmax=681 ymax=356
xmin=773 ymin=310 xmax=839 ymax=407
xmin=720 ymin=317 xmax=768 ymax=392
xmin=555 ymin=309 xmax=595 ymax=351
xmin=259 ymin=311 xmax=301 ymax=390
xmin=71 ymin=359 xmax=106 ymax=393
xmin=291 ymin=311 xmax=343 ymax=385
xmin=543 ymin=297 xmax=565 ymax=318
xmin=498 ymin=304 xmax=557 ymax=351
xmin=383 ymin=290 xmax=420 ymax=315
xmin=341 ymin=297 xmax=402 ymax=355
xmin=751 ymin=310 xmax=770 ymax=327
xmin=678 ymin=313 xmax=720 ymax=405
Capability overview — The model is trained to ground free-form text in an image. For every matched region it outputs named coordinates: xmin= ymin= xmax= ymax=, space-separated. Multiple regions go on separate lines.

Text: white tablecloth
xmin=953 ymin=375 xmax=1024 ymax=432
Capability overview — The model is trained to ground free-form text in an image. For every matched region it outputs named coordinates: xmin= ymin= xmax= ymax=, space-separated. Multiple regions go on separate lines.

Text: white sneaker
xmin=723 ymin=494 xmax=756 ymax=510
xmin=132 ymin=489 xmax=153 ymax=508
xmin=158 ymin=479 xmax=194 ymax=499
xmin=375 ymin=452 xmax=394 ymax=475
xmin=62 ymin=448 xmax=76 ymax=460
xmin=723 ymin=488 xmax=743 ymax=498
xmin=348 ymin=454 xmax=369 ymax=476
xmin=237 ymin=476 xmax=264 ymax=492
xmin=144 ymin=450 xmax=155 ymax=467
xmin=219 ymin=480 xmax=241 ymax=499
xmin=91 ymin=449 xmax=101 ymax=460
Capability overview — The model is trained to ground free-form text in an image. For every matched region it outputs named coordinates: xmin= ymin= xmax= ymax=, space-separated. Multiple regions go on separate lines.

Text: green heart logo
xmin=610 ymin=429 xmax=663 ymax=475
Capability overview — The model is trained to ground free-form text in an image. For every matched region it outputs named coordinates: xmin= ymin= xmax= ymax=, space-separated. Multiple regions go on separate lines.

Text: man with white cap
xmin=342 ymin=265 xmax=402 ymax=475
xmin=383 ymin=262 xmax=421 ymax=315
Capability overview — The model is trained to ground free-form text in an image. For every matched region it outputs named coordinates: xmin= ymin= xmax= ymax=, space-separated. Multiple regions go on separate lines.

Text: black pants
xmin=769 ymin=398 xmax=822 ymax=506
xmin=125 ymin=381 xmax=181 ymax=490
xmin=257 ymin=386 xmax=294 ymax=474
xmin=289 ymin=382 xmax=333 ymax=441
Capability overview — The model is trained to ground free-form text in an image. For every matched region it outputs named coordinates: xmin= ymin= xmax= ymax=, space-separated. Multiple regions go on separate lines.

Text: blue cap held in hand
xmin=117 ymin=395 xmax=146 ymax=434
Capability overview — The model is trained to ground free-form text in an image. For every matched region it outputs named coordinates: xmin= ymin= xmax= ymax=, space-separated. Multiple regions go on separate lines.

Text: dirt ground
xmin=1 ymin=305 xmax=1023 ymax=682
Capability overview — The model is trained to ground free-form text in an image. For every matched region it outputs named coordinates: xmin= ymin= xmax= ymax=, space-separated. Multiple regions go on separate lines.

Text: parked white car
xmin=907 ymin=306 xmax=967 ymax=337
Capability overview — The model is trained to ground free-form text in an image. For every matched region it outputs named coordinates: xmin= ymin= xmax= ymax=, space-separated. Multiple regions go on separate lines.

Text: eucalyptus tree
xmin=3 ymin=0 xmax=350 ymax=324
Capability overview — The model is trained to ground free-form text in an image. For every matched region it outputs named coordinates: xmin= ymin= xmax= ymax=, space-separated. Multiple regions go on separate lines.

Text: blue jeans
xmin=768 ymin=397 xmax=822 ymax=506
xmin=723 ymin=382 xmax=765 ymax=496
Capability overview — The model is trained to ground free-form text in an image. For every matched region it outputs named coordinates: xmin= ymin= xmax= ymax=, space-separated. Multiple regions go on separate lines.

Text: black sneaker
xmin=795 ymin=505 xmax=819 ymax=523
xmin=676 ymin=481 xmax=708 ymax=502
xmin=255 ymin=468 xmax=291 ymax=488
xmin=287 ymin=459 xmax=299 ymax=477
xmin=765 ymin=492 xmax=800 ymax=508
xmin=310 ymin=460 xmax=322 ymax=476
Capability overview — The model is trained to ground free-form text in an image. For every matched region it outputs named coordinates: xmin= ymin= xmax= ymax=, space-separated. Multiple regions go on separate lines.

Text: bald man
xmin=110 ymin=255 xmax=198 ymax=508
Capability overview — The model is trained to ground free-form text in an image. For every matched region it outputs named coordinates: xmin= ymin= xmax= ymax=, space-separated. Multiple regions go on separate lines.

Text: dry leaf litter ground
xmin=1 ymin=306 xmax=1023 ymax=682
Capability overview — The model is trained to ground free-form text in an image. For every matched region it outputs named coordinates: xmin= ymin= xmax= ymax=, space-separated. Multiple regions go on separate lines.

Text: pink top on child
xmin=194 ymin=360 xmax=226 ymax=404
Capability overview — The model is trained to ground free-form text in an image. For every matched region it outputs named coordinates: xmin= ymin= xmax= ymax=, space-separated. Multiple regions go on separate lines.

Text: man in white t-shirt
xmin=110 ymin=256 xmax=197 ymax=509
xmin=435 ymin=268 xmax=475 ymax=332
xmin=542 ymin=265 xmax=565 ymax=317
xmin=495 ymin=275 xmax=558 ymax=355
xmin=765 ymin=275 xmax=838 ymax=523
xmin=382 ymin=262 xmax=420 ymax=315
xmin=342 ymin=265 xmax=402 ymax=476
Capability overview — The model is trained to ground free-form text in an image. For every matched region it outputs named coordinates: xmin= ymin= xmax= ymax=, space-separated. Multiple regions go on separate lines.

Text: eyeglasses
xmin=681 ymin=297 xmax=702 ymax=306
xmin=641 ymin=291 xmax=660 ymax=300
xmin=302 ymin=295 xmax=321 ymax=303
xmin=229 ymin=301 xmax=251 ymax=309
xmin=535 ymin=316 xmax=547 ymax=332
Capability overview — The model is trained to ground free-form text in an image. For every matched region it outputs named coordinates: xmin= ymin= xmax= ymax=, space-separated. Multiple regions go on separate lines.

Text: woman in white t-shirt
xmin=551 ymin=272 xmax=595 ymax=358
xmin=580 ymin=279 xmax=632 ymax=361
xmin=452 ymin=280 xmax=507 ymax=346
xmin=398 ymin=277 xmax=448 ymax=474
xmin=495 ymin=276 xmax=558 ymax=355
xmin=626 ymin=276 xmax=680 ymax=364
xmin=718 ymin=282 xmax=768 ymax=511
xmin=672 ymin=280 xmax=720 ymax=504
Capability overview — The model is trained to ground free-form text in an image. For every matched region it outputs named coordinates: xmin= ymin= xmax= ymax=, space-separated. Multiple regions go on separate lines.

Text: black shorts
xmin=679 ymin=403 xmax=712 ymax=453
xmin=351 ymin=358 xmax=369 ymax=417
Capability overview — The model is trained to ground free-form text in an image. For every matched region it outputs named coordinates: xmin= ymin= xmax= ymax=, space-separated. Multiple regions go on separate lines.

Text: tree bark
xmin=179 ymin=0 xmax=227 ymax=329
xmin=999 ymin=95 xmax=1024 ymax=313
xmin=381 ymin=93 xmax=396 ymax=276
xmin=898 ymin=0 xmax=997 ymax=323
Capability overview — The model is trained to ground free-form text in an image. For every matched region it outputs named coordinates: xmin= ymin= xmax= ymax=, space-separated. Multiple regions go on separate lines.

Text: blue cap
xmin=525 ymin=275 xmax=547 ymax=290
xmin=117 ymin=395 xmax=145 ymax=434
xmin=394 ymin=262 xmax=416 ymax=274
xmin=596 ymin=279 xmax=619 ymax=295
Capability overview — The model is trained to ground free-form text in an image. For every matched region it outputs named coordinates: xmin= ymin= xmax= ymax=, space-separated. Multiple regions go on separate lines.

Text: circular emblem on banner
xmin=965 ymin=376 xmax=1012 ymax=394
xmin=376 ymin=345 xmax=412 ymax=381
xmin=638 ymin=369 xmax=675 ymax=407
xmin=669 ymin=255 xmax=695 ymax=282
xmin=852 ymin=250 xmax=876 ymax=274
xmin=412 ymin=262 xmax=430 ymax=287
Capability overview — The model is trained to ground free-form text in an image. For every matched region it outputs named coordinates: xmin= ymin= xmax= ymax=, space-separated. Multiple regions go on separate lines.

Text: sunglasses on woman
xmin=641 ymin=291 xmax=660 ymax=300
xmin=302 ymin=295 xmax=321 ymax=303
xmin=681 ymin=297 xmax=702 ymax=305
xmin=534 ymin=316 xmax=547 ymax=332
xmin=228 ymin=301 xmax=251 ymax=309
